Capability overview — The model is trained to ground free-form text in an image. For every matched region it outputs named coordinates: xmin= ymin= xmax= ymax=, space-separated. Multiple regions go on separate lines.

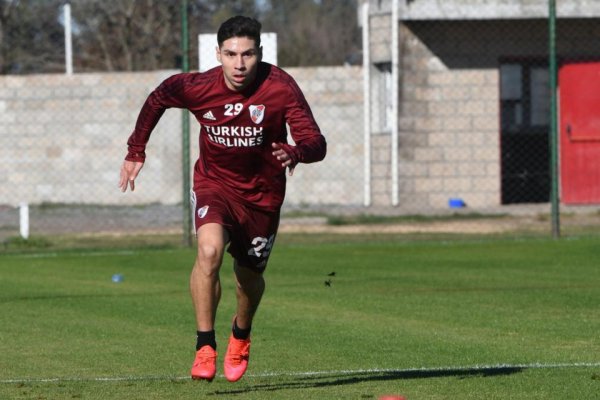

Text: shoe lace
xmin=227 ymin=339 xmax=250 ymax=365
xmin=195 ymin=348 xmax=217 ymax=367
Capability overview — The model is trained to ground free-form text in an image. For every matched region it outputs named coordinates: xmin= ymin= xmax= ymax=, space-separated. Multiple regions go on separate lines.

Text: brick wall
xmin=284 ymin=66 xmax=364 ymax=206
xmin=396 ymin=22 xmax=501 ymax=209
xmin=0 ymin=71 xmax=181 ymax=206
xmin=0 ymin=66 xmax=364 ymax=207
xmin=365 ymin=12 xmax=502 ymax=209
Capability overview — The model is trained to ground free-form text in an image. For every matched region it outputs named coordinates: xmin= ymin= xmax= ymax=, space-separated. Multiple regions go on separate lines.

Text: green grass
xmin=325 ymin=212 xmax=508 ymax=226
xmin=0 ymin=235 xmax=599 ymax=399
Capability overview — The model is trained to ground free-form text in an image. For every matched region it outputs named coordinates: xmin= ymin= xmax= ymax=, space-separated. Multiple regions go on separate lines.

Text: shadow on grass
xmin=208 ymin=366 xmax=523 ymax=395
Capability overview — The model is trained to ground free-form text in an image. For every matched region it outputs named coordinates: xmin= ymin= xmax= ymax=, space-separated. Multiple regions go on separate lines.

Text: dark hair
xmin=217 ymin=16 xmax=262 ymax=48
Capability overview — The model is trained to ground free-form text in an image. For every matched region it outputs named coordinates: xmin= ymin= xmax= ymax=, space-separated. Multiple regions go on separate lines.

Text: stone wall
xmin=392 ymin=22 xmax=501 ymax=209
xmin=0 ymin=66 xmax=364 ymax=207
xmin=366 ymin=4 xmax=502 ymax=208
xmin=364 ymin=0 xmax=600 ymax=209
xmin=0 ymin=71 xmax=181 ymax=206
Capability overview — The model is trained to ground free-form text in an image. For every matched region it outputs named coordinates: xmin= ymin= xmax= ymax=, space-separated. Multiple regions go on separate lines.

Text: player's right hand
xmin=271 ymin=142 xmax=296 ymax=176
xmin=119 ymin=160 xmax=144 ymax=192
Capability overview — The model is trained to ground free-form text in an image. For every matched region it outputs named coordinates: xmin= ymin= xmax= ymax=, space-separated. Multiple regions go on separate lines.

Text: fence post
xmin=181 ymin=0 xmax=192 ymax=246
xmin=549 ymin=0 xmax=560 ymax=238
xmin=362 ymin=2 xmax=371 ymax=207
xmin=63 ymin=3 xmax=73 ymax=75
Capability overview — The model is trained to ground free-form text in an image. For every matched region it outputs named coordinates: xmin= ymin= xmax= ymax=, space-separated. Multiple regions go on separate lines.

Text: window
xmin=373 ymin=62 xmax=393 ymax=133
xmin=500 ymin=60 xmax=550 ymax=204
xmin=500 ymin=62 xmax=550 ymax=133
xmin=530 ymin=67 xmax=550 ymax=126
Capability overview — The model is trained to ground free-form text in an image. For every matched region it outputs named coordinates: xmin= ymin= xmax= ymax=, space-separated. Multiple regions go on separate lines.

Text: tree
xmin=0 ymin=0 xmax=361 ymax=74
xmin=71 ymin=0 xmax=182 ymax=72
xmin=0 ymin=0 xmax=17 ymax=73
xmin=0 ymin=0 xmax=64 ymax=74
xmin=261 ymin=0 xmax=360 ymax=67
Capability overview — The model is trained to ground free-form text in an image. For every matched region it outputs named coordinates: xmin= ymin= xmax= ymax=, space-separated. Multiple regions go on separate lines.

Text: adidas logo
xmin=202 ymin=110 xmax=216 ymax=121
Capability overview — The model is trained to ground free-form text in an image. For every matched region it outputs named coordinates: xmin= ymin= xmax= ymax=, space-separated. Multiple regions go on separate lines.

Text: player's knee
xmin=196 ymin=243 xmax=223 ymax=273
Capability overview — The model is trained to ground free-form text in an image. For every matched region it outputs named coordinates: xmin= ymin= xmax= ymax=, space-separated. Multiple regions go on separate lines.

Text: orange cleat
xmin=223 ymin=334 xmax=251 ymax=382
xmin=191 ymin=345 xmax=217 ymax=381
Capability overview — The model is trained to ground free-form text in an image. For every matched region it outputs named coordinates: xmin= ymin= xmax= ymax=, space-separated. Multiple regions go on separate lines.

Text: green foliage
xmin=0 ymin=0 xmax=65 ymax=74
xmin=261 ymin=0 xmax=360 ymax=66
xmin=1 ymin=235 xmax=53 ymax=250
xmin=0 ymin=236 xmax=599 ymax=399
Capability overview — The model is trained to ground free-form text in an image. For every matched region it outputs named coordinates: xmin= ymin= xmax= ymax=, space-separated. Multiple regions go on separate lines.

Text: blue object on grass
xmin=448 ymin=198 xmax=466 ymax=208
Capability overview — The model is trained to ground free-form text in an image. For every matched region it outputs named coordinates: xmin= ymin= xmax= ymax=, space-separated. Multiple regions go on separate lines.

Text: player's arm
xmin=273 ymin=80 xmax=327 ymax=175
xmin=120 ymin=73 xmax=190 ymax=192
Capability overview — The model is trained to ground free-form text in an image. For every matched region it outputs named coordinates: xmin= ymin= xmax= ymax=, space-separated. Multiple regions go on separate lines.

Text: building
xmin=364 ymin=0 xmax=600 ymax=209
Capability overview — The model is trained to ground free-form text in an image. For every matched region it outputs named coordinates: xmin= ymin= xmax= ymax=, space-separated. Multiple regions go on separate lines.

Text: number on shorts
xmin=248 ymin=234 xmax=275 ymax=258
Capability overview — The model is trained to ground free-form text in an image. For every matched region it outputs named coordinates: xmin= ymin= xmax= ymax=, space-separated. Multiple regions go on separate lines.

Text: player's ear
xmin=216 ymin=46 xmax=222 ymax=63
xmin=258 ymin=46 xmax=263 ymax=62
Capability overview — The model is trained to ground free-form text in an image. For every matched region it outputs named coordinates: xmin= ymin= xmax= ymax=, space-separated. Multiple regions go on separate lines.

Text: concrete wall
xmin=0 ymin=66 xmax=363 ymax=207
xmin=391 ymin=21 xmax=501 ymax=209
xmin=0 ymin=71 xmax=181 ymax=207
xmin=284 ymin=66 xmax=364 ymax=206
xmin=366 ymin=2 xmax=600 ymax=209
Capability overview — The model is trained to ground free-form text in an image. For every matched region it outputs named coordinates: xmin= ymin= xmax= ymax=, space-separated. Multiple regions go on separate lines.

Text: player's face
xmin=217 ymin=36 xmax=261 ymax=92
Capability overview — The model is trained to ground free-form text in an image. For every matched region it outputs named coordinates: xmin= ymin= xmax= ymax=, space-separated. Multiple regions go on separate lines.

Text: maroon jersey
xmin=125 ymin=62 xmax=326 ymax=211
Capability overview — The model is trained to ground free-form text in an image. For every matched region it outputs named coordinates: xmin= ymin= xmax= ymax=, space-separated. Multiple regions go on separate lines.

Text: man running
xmin=118 ymin=15 xmax=326 ymax=382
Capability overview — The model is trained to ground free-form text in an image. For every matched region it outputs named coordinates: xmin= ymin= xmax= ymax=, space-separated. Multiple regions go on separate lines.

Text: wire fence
xmin=2 ymin=0 xmax=600 ymax=249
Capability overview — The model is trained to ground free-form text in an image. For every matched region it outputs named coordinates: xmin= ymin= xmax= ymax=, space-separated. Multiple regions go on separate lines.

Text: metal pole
xmin=391 ymin=0 xmax=399 ymax=206
xmin=19 ymin=203 xmax=29 ymax=240
xmin=549 ymin=0 xmax=560 ymax=238
xmin=362 ymin=2 xmax=371 ymax=207
xmin=181 ymin=0 xmax=192 ymax=246
xmin=64 ymin=3 xmax=73 ymax=75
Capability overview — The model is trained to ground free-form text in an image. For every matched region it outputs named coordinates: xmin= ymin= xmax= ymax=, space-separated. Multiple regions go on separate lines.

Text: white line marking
xmin=1 ymin=362 xmax=598 ymax=384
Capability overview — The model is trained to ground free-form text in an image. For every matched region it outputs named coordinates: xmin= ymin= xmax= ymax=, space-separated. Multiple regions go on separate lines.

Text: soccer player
xmin=118 ymin=16 xmax=326 ymax=382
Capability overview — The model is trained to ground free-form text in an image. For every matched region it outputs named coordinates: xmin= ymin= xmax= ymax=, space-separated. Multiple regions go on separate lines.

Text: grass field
xmin=1 ymin=234 xmax=599 ymax=399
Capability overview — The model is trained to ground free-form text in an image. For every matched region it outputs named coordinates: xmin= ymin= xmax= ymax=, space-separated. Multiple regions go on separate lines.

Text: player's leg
xmin=223 ymin=206 xmax=279 ymax=382
xmin=191 ymin=222 xmax=229 ymax=332
xmin=223 ymin=261 xmax=263 ymax=382
xmin=190 ymin=186 xmax=233 ymax=381
xmin=190 ymin=222 xmax=229 ymax=381
xmin=233 ymin=261 xmax=265 ymax=332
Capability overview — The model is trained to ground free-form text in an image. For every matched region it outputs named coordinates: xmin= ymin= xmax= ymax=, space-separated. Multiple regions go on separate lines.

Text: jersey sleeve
xmin=282 ymin=78 xmax=327 ymax=165
xmin=125 ymin=73 xmax=190 ymax=162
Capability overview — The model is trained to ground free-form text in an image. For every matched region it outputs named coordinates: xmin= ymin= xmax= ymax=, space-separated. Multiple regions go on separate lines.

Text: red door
xmin=560 ymin=61 xmax=600 ymax=204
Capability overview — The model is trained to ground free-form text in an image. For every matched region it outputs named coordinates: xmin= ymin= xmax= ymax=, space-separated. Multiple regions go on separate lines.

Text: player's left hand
xmin=272 ymin=142 xmax=295 ymax=176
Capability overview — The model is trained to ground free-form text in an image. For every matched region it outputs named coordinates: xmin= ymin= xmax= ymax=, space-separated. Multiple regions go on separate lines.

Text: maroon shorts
xmin=191 ymin=187 xmax=280 ymax=273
